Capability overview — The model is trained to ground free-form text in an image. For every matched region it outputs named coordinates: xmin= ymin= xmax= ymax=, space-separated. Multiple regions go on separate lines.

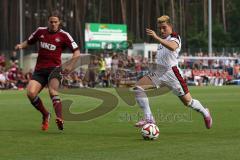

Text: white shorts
xmin=147 ymin=66 xmax=189 ymax=96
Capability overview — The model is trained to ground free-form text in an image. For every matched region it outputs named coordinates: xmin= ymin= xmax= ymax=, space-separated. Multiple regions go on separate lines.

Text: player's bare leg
xmin=179 ymin=93 xmax=212 ymax=129
xmin=134 ymin=76 xmax=156 ymax=127
xmin=48 ymin=78 xmax=63 ymax=130
xmin=27 ymin=80 xmax=50 ymax=131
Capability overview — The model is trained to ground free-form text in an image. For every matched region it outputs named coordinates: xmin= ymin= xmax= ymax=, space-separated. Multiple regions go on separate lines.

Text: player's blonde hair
xmin=157 ymin=15 xmax=171 ymax=24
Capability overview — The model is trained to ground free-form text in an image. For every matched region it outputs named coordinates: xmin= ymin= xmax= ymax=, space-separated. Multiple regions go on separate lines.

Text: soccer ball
xmin=141 ymin=123 xmax=160 ymax=140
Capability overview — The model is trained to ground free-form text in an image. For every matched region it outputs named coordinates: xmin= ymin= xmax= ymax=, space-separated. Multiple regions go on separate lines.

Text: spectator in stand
xmin=102 ymin=69 xmax=111 ymax=87
xmin=6 ymin=64 xmax=18 ymax=89
xmin=213 ymin=70 xmax=221 ymax=86
xmin=0 ymin=53 xmax=6 ymax=67
xmin=98 ymin=54 xmax=106 ymax=86
xmin=104 ymin=53 xmax=112 ymax=70
xmin=202 ymin=54 xmax=209 ymax=69
xmin=130 ymin=56 xmax=136 ymax=68
xmin=183 ymin=67 xmax=193 ymax=82
xmin=0 ymin=68 xmax=7 ymax=89
xmin=135 ymin=62 xmax=142 ymax=73
xmin=178 ymin=54 xmax=185 ymax=69
xmin=233 ymin=64 xmax=240 ymax=78
xmin=10 ymin=51 xmax=19 ymax=66
xmin=16 ymin=68 xmax=28 ymax=90
xmin=70 ymin=71 xmax=83 ymax=88
xmin=192 ymin=68 xmax=202 ymax=86
xmin=111 ymin=53 xmax=119 ymax=87
xmin=201 ymin=69 xmax=209 ymax=85
xmin=87 ymin=58 xmax=98 ymax=88
xmin=208 ymin=69 xmax=215 ymax=86
xmin=111 ymin=53 xmax=119 ymax=73
xmin=226 ymin=64 xmax=233 ymax=76
xmin=213 ymin=60 xmax=220 ymax=69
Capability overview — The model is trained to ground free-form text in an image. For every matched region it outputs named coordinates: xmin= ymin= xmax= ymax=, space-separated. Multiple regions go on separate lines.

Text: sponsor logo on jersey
xmin=40 ymin=42 xmax=56 ymax=51
xmin=55 ymin=38 xmax=61 ymax=42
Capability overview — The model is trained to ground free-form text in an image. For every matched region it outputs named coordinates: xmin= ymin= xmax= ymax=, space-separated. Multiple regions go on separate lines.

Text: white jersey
xmin=148 ymin=33 xmax=188 ymax=96
xmin=156 ymin=33 xmax=181 ymax=69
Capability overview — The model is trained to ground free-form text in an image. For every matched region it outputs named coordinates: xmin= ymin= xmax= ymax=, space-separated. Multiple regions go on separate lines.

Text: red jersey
xmin=27 ymin=27 xmax=79 ymax=70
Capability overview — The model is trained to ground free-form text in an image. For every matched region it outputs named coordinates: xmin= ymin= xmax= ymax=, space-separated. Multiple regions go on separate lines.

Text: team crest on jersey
xmin=40 ymin=35 xmax=44 ymax=39
xmin=158 ymin=45 xmax=163 ymax=50
xmin=55 ymin=38 xmax=61 ymax=42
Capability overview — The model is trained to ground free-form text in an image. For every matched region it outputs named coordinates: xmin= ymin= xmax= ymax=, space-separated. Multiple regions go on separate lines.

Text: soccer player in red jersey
xmin=15 ymin=12 xmax=80 ymax=131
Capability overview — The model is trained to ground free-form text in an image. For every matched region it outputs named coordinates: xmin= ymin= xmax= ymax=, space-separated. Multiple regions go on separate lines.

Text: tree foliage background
xmin=0 ymin=0 xmax=239 ymax=53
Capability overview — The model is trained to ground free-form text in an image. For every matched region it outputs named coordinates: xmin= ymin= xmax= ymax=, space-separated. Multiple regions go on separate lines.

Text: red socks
xmin=31 ymin=96 xmax=49 ymax=116
xmin=51 ymin=95 xmax=63 ymax=119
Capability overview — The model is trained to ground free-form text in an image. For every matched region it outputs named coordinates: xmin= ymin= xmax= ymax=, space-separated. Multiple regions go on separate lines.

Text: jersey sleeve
xmin=169 ymin=32 xmax=180 ymax=45
xmin=27 ymin=27 xmax=41 ymax=45
xmin=63 ymin=32 xmax=79 ymax=52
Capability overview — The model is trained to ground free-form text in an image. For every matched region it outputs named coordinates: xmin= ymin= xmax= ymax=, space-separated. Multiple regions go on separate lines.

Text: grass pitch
xmin=0 ymin=86 xmax=240 ymax=160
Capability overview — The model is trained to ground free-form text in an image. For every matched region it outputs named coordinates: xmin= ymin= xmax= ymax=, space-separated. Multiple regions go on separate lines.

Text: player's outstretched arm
xmin=62 ymin=49 xmax=81 ymax=75
xmin=15 ymin=40 xmax=28 ymax=50
xmin=146 ymin=28 xmax=178 ymax=51
xmin=69 ymin=49 xmax=81 ymax=69
xmin=72 ymin=49 xmax=81 ymax=58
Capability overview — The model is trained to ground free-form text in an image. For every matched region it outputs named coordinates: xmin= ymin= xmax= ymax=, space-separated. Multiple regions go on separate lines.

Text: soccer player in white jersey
xmin=134 ymin=15 xmax=212 ymax=129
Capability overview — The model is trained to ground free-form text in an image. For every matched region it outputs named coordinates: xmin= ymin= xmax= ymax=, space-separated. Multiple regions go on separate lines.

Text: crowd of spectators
xmin=0 ymin=51 xmax=240 ymax=90
xmin=61 ymin=52 xmax=149 ymax=88
xmin=179 ymin=52 xmax=240 ymax=86
xmin=0 ymin=51 xmax=32 ymax=90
